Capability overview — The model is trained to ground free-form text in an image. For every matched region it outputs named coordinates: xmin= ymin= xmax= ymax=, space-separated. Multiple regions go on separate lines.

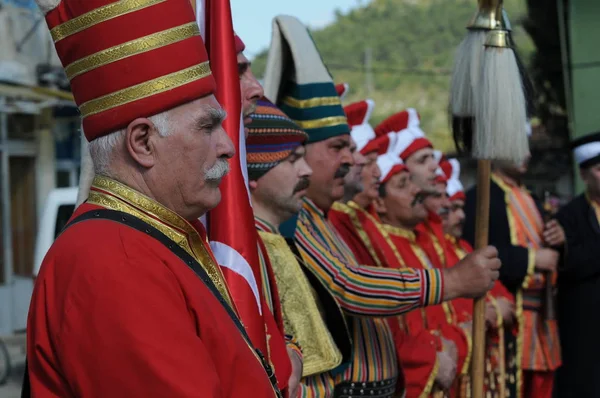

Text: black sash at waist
xmin=333 ymin=377 xmax=398 ymax=398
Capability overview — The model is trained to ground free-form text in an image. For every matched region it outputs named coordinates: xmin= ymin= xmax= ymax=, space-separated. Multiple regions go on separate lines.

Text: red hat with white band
xmin=377 ymin=153 xmax=408 ymax=184
xmin=374 ymin=133 xmax=407 ymax=183
xmin=344 ymin=99 xmax=381 ymax=155
xmin=433 ymin=150 xmax=447 ymax=185
xmin=444 ymin=158 xmax=465 ymax=201
xmin=336 ymin=83 xmax=350 ymax=101
xmin=375 ymin=108 xmax=433 ymax=161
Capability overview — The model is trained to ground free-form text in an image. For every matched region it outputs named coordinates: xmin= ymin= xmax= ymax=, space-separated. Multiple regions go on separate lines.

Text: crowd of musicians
xmin=23 ymin=0 xmax=600 ymax=397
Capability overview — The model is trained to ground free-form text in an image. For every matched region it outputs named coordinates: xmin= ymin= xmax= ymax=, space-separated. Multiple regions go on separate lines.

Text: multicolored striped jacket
xmin=290 ymin=197 xmax=444 ymax=396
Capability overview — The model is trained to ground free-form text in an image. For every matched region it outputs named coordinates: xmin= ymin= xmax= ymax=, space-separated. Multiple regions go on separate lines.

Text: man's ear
xmin=125 ymin=117 xmax=159 ymax=168
xmin=373 ymin=196 xmax=387 ymax=216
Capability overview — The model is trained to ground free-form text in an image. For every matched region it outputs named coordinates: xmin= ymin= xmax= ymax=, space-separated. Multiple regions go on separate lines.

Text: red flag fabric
xmin=195 ymin=0 xmax=268 ymax=356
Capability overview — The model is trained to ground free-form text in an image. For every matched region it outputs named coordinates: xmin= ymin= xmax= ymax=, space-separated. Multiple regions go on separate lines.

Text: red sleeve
xmin=52 ymin=256 xmax=226 ymax=397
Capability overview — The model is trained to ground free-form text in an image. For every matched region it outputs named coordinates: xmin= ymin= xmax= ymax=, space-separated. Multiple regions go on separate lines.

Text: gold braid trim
xmin=331 ymin=202 xmax=382 ymax=267
xmin=282 ymin=95 xmax=341 ymax=109
xmin=51 ymin=0 xmax=166 ymax=42
xmin=294 ymin=116 xmax=347 ymax=130
xmin=89 ymin=176 xmax=233 ymax=309
xmin=65 ymin=22 xmax=199 ymax=80
xmin=79 ymin=62 xmax=211 ymax=118
xmin=420 ymin=354 xmax=440 ymax=398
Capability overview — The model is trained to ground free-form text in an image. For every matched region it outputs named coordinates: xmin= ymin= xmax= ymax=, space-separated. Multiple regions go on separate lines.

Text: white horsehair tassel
xmin=474 ymin=44 xmax=529 ymax=163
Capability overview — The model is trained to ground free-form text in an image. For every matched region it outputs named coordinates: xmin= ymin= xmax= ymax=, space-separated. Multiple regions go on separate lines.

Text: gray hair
xmin=88 ymin=111 xmax=170 ymax=176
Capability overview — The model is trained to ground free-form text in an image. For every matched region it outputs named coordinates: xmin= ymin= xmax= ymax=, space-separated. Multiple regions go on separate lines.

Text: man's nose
xmin=341 ymin=146 xmax=354 ymax=166
xmin=217 ymin=126 xmax=235 ymax=159
xmin=244 ymin=71 xmax=264 ymax=103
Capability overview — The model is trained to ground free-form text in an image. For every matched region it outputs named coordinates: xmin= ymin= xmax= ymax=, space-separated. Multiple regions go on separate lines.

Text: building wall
xmin=0 ymin=102 xmax=52 ymax=334
xmin=0 ymin=1 xmax=61 ymax=85
xmin=568 ymin=0 xmax=600 ymax=193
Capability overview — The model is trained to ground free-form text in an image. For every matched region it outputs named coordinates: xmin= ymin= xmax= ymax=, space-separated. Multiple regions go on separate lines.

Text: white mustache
xmin=205 ymin=159 xmax=230 ymax=182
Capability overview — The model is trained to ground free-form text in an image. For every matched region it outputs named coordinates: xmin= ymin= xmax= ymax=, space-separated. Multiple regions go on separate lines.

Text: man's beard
xmin=205 ymin=159 xmax=230 ymax=183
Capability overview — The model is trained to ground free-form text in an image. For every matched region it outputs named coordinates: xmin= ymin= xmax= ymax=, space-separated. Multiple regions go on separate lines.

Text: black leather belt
xmin=333 ymin=378 xmax=397 ymax=398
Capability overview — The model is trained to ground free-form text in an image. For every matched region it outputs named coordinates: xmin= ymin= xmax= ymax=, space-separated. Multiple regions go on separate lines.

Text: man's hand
xmin=496 ymin=298 xmax=515 ymax=327
xmin=543 ymin=220 xmax=565 ymax=247
xmin=287 ymin=347 xmax=303 ymax=398
xmin=443 ymin=246 xmax=501 ymax=300
xmin=435 ymin=351 xmax=457 ymax=390
xmin=535 ymin=248 xmax=559 ymax=273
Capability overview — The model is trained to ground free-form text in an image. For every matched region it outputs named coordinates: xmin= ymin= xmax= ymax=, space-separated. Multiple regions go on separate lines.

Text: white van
xmin=33 ymin=187 xmax=78 ymax=277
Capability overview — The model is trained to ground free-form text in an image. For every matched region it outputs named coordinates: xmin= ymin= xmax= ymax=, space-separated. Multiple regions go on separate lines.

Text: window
xmin=56 ymin=170 xmax=71 ymax=188
xmin=7 ymin=113 xmax=35 ymax=141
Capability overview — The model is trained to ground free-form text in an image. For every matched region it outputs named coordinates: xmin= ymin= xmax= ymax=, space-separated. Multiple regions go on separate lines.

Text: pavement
xmin=0 ymin=363 xmax=23 ymax=398
xmin=0 ymin=336 xmax=25 ymax=398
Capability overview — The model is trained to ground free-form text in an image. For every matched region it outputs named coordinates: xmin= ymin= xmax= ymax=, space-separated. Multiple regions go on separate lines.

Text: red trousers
xmin=522 ymin=370 xmax=554 ymax=398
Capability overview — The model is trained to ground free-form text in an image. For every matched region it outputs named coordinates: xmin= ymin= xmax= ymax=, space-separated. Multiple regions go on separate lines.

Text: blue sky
xmin=231 ymin=0 xmax=363 ymax=59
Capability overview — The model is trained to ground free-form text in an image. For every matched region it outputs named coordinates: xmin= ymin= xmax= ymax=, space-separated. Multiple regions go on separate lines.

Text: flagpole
xmin=471 ymin=159 xmax=491 ymax=397
xmin=192 ymin=0 xmax=269 ymax=358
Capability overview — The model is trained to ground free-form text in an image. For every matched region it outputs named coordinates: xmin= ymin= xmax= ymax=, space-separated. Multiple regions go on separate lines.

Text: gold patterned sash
xmin=259 ymin=230 xmax=343 ymax=377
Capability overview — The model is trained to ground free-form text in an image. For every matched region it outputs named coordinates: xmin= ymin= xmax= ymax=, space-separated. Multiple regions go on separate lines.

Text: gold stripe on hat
xmin=294 ymin=116 xmax=347 ymax=130
xmin=51 ymin=0 xmax=166 ymax=43
xmin=64 ymin=22 xmax=200 ymax=80
xmin=78 ymin=62 xmax=211 ymax=118
xmin=282 ymin=95 xmax=341 ymax=109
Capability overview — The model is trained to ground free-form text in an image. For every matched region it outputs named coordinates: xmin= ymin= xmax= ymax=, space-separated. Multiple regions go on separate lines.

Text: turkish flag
xmin=193 ymin=0 xmax=268 ymax=356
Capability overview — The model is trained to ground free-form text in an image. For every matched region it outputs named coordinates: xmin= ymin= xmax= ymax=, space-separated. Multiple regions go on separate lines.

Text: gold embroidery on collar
xmin=381 ymin=223 xmax=416 ymax=241
xmin=88 ymin=176 xmax=233 ymax=308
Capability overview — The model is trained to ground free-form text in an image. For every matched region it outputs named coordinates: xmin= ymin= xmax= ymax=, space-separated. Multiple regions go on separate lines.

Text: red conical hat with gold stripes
xmin=39 ymin=0 xmax=215 ymax=141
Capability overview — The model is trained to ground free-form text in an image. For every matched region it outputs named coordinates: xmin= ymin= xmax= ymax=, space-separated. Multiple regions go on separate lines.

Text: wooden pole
xmin=470 ymin=159 xmax=491 ymax=398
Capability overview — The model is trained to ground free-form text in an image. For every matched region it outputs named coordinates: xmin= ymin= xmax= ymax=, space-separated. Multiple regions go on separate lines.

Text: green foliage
xmin=252 ymin=0 xmax=533 ymax=153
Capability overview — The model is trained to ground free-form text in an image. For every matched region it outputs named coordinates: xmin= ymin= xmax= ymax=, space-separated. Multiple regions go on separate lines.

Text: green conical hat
xmin=263 ymin=15 xmax=349 ymax=144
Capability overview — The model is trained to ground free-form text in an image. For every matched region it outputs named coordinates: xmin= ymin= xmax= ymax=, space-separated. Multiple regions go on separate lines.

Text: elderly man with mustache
xmin=25 ymin=0 xmax=283 ymax=397
xmin=75 ymin=33 xmax=264 ymax=203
